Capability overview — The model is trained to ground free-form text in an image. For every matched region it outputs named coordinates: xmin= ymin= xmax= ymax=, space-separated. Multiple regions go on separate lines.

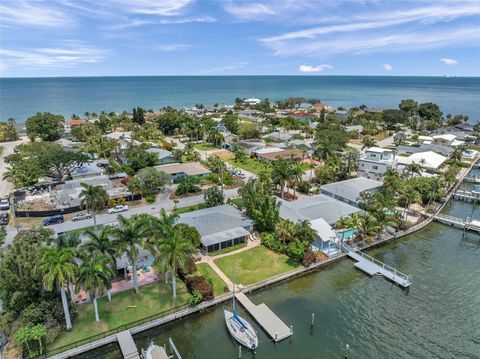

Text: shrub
xmin=145 ymin=194 xmax=156 ymax=203
xmin=178 ymin=256 xmax=197 ymax=280
xmin=185 ymin=275 xmax=214 ymax=301
xmin=301 ymin=249 xmax=316 ymax=267
xmin=297 ymin=180 xmax=310 ymax=194
xmin=117 ymin=197 xmax=126 ymax=205
xmin=122 ymin=165 xmax=135 ymax=176
xmin=187 ymin=290 xmax=202 ymax=307
xmin=260 ymin=232 xmax=286 ymax=253
xmin=107 ymin=199 xmax=117 ymax=208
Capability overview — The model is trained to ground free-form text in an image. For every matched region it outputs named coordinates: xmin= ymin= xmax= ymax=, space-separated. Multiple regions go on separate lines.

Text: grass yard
xmin=196 ymin=263 xmax=228 ymax=296
xmin=193 ymin=143 xmax=220 ymax=151
xmin=49 ymin=280 xmax=190 ymax=350
xmin=229 ymin=197 xmax=245 ymax=209
xmin=208 ymin=242 xmax=246 ymax=256
xmin=228 ymin=157 xmax=271 ymax=175
xmin=172 ymin=203 xmax=207 ymax=215
xmin=214 ymin=246 xmax=299 ymax=286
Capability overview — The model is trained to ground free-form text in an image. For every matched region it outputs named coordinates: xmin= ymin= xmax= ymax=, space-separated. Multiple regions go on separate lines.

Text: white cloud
xmin=113 ymin=0 xmax=194 ymax=16
xmin=299 ymin=64 xmax=333 ymax=73
xmin=0 ymin=43 xmax=108 ymax=69
xmin=440 ymin=58 xmax=458 ymax=65
xmin=0 ymin=0 xmax=72 ymax=28
xmin=224 ymin=2 xmax=275 ymax=19
xmin=383 ymin=64 xmax=393 ymax=71
xmin=201 ymin=61 xmax=249 ymax=74
xmin=153 ymin=44 xmax=192 ymax=52
xmin=260 ymin=3 xmax=480 ymax=57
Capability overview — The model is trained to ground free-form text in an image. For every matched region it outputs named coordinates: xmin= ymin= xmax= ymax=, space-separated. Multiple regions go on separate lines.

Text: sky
xmin=0 ymin=0 xmax=479 ymax=77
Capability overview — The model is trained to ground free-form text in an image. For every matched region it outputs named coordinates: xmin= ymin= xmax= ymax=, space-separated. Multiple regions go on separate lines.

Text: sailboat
xmin=224 ymin=277 xmax=258 ymax=350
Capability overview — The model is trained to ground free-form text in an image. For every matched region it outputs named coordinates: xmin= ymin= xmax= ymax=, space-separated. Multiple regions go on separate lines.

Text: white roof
xmin=433 ymin=134 xmax=456 ymax=141
xmin=451 ymin=139 xmax=465 ymax=147
xmin=366 ymin=147 xmax=392 ymax=153
xmin=254 ymin=147 xmax=284 ymax=154
xmin=397 ymin=151 xmax=447 ymax=169
xmin=418 ymin=135 xmax=433 ymax=141
xmin=310 ymin=218 xmax=338 ymax=242
xmin=104 ymin=131 xmax=132 ymax=140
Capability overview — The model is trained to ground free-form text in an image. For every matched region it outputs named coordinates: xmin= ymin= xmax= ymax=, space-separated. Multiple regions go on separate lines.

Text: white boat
xmin=145 ymin=342 xmax=169 ymax=359
xmin=224 ymin=308 xmax=258 ymax=350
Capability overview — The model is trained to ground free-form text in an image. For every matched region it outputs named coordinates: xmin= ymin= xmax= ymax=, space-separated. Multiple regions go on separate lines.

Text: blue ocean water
xmin=1 ymin=76 xmax=479 ymax=122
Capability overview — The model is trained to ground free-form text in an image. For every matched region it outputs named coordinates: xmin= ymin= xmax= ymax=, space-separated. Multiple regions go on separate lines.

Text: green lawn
xmin=193 ymin=143 xmax=220 ymax=151
xmin=214 ymin=246 xmax=299 ymax=286
xmin=208 ymin=242 xmax=246 ymax=256
xmin=229 ymin=197 xmax=245 ymax=209
xmin=227 ymin=157 xmax=271 ymax=175
xmin=49 ymin=280 xmax=190 ymax=350
xmin=65 ymin=225 xmax=97 ymax=236
xmin=196 ymin=263 xmax=228 ymax=296
xmin=172 ymin=203 xmax=207 ymax=215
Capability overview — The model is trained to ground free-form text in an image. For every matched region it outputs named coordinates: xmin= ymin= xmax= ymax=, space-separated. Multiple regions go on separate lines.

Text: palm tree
xmin=361 ymin=137 xmax=377 ymax=149
xmin=342 ymin=150 xmax=360 ymax=178
xmin=111 ymin=215 xmax=148 ymax=293
xmin=358 ymin=215 xmax=381 ymax=243
xmin=38 ymin=248 xmax=77 ymax=330
xmin=76 ymin=253 xmax=114 ymax=322
xmin=288 ymin=163 xmax=304 ymax=199
xmin=315 ymin=139 xmax=335 ymax=161
xmin=51 ymin=233 xmax=81 ymax=303
xmin=80 ymin=184 xmax=108 ymax=232
xmin=155 ymin=231 xmax=194 ymax=299
xmin=404 ymin=162 xmax=422 ymax=178
xmin=400 ymin=185 xmax=422 ymax=222
xmin=271 ymin=158 xmax=293 ymax=199
xmin=81 ymin=227 xmax=116 ymax=300
xmin=275 ymin=220 xmax=296 ymax=243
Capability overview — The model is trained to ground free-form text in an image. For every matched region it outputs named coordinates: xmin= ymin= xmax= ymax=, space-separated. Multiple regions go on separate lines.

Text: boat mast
xmin=232 ymin=261 xmax=236 ymax=311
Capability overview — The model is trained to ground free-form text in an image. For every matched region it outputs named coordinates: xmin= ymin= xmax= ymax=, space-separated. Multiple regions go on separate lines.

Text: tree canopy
xmin=25 ymin=112 xmax=65 ymax=141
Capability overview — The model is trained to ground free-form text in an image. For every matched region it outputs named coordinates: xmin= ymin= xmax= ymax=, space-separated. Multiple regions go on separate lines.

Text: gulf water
xmin=1 ymin=76 xmax=479 ymax=122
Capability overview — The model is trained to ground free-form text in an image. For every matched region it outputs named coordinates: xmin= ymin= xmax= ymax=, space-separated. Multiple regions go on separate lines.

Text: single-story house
xmin=178 ymin=204 xmax=254 ymax=253
xmin=70 ymin=163 xmax=102 ymax=180
xmin=256 ymin=149 xmax=304 ymax=162
xmin=432 ymin=134 xmax=457 ymax=147
xmin=278 ymin=194 xmax=361 ymax=225
xmin=147 ymin=148 xmax=176 ymax=164
xmin=320 ymin=177 xmax=383 ymax=207
xmin=69 ymin=119 xmax=87 ymax=127
xmin=155 ymin=162 xmax=211 ymax=180
xmin=397 ymin=144 xmax=454 ymax=157
xmin=418 ymin=135 xmax=433 ymax=144
xmin=309 ymin=218 xmax=341 ymax=256
xmin=345 ymin=125 xmax=364 ymax=133
xmin=397 ymin=151 xmax=448 ymax=171
xmin=263 ymin=131 xmax=294 ymax=142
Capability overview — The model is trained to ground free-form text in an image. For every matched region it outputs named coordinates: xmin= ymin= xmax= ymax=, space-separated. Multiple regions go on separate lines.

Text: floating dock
xmin=463 ymin=176 xmax=480 ymax=184
xmin=342 ymin=243 xmax=411 ymax=288
xmin=117 ymin=330 xmax=141 ymax=359
xmin=453 ymin=190 xmax=480 ymax=203
xmin=235 ymin=292 xmax=292 ymax=342
xmin=433 ymin=213 xmax=480 ymax=233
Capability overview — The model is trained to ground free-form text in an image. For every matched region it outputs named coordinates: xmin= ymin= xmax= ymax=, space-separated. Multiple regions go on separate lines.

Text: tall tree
xmin=80 ymin=184 xmax=108 ymax=233
xmin=38 ymin=248 xmax=77 ymax=330
xmin=76 ymin=253 xmax=114 ymax=322
xmin=25 ymin=112 xmax=65 ymax=141
xmin=271 ymin=158 xmax=294 ymax=199
xmin=111 ymin=215 xmax=148 ymax=293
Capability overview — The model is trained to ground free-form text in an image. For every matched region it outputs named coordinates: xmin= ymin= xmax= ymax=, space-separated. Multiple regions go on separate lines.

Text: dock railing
xmin=342 ymin=243 xmax=412 ymax=285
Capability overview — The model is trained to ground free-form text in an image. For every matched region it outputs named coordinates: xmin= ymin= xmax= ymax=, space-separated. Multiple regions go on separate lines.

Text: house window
xmin=372 ymin=165 xmax=379 ymax=170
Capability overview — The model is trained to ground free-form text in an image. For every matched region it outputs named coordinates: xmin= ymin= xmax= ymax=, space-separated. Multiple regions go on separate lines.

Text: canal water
xmin=76 ymin=201 xmax=480 ymax=359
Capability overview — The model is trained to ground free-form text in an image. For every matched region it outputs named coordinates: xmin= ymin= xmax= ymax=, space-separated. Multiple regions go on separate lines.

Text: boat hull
xmin=224 ymin=309 xmax=258 ymax=350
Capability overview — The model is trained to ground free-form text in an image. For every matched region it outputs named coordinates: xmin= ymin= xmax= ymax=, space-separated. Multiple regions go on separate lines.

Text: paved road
xmin=0 ymin=137 xmax=28 ymax=197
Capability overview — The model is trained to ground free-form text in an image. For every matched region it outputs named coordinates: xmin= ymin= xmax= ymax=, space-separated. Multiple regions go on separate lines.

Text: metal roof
xmin=320 ymin=177 xmax=383 ymax=204
xmin=202 ymin=227 xmax=250 ymax=246
xmin=278 ymin=194 xmax=361 ymax=225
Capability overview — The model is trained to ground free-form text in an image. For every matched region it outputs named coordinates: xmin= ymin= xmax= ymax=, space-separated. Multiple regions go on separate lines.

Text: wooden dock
xmin=433 ymin=213 xmax=480 ymax=233
xmin=463 ymin=176 xmax=480 ymax=184
xmin=453 ymin=190 xmax=480 ymax=203
xmin=342 ymin=244 xmax=411 ymax=288
xmin=117 ymin=330 xmax=140 ymax=359
xmin=235 ymin=292 xmax=292 ymax=342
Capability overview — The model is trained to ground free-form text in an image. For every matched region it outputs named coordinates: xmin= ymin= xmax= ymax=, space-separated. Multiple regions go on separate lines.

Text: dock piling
xmin=311 ymin=313 xmax=315 ymax=327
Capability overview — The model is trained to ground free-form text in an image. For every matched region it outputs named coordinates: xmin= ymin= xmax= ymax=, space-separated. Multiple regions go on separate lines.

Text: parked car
xmin=236 ymin=172 xmax=246 ymax=179
xmin=43 ymin=214 xmax=65 ymax=226
xmin=0 ymin=213 xmax=9 ymax=225
xmin=0 ymin=198 xmax=10 ymax=210
xmin=108 ymin=205 xmax=129 ymax=214
xmin=72 ymin=212 xmax=92 ymax=221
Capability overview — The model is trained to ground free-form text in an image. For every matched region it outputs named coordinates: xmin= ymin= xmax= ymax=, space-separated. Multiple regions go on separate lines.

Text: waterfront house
xmin=178 ymin=204 xmax=254 ymax=253
xmin=278 ymin=194 xmax=361 ymax=225
xmin=397 ymin=151 xmax=447 ymax=172
xmin=358 ymin=147 xmax=397 ymax=181
xmin=155 ymin=162 xmax=211 ymax=181
xmin=263 ymin=130 xmax=294 ymax=142
xmin=320 ymin=177 xmax=383 ymax=207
